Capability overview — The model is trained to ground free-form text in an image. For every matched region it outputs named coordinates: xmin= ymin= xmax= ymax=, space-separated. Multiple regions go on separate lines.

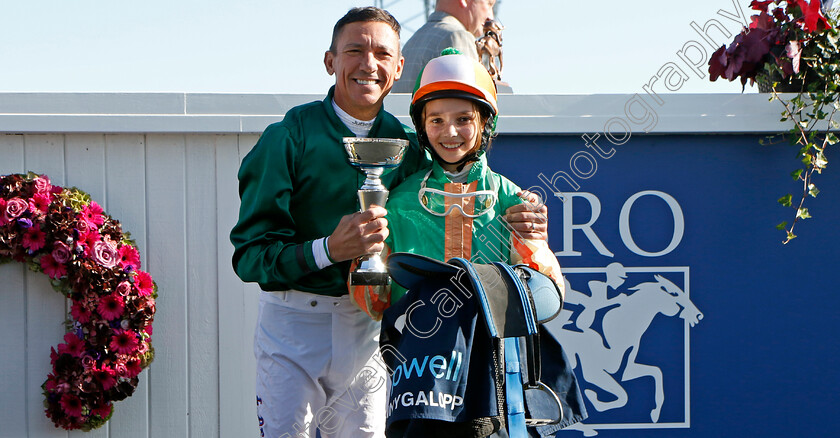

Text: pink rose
xmin=52 ymin=241 xmax=72 ymax=264
xmin=33 ymin=176 xmax=52 ymax=194
xmin=75 ymin=218 xmax=91 ymax=233
xmin=3 ymin=197 xmax=28 ymax=222
xmin=114 ymin=361 xmax=129 ymax=377
xmin=92 ymin=240 xmax=118 ymax=268
xmin=81 ymin=354 xmax=96 ymax=370
xmin=115 ymin=281 xmax=131 ymax=297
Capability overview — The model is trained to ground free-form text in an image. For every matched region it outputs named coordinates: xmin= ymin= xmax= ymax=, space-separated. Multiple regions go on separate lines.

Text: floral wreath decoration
xmin=0 ymin=172 xmax=157 ymax=431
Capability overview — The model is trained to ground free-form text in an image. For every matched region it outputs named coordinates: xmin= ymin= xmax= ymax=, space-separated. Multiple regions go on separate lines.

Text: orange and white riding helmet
xmin=410 ymin=49 xmax=499 ymax=164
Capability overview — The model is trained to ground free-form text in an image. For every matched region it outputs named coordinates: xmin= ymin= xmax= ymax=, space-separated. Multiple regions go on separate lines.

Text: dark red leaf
xmin=709 ymin=46 xmax=728 ymax=81
xmin=750 ymin=0 xmax=776 ymax=12
xmin=795 ymin=0 xmax=832 ymax=32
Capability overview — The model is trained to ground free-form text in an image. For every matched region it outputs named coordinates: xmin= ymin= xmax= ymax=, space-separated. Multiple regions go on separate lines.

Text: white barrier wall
xmin=0 ymin=92 xmax=791 ymax=438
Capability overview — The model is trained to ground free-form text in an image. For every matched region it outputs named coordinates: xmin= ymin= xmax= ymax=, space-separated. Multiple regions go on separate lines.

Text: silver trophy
xmin=343 ymin=137 xmax=408 ymax=285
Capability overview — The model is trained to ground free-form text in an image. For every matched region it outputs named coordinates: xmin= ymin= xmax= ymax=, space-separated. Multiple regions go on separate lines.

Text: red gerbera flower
xmin=70 ymin=301 xmax=92 ymax=324
xmin=44 ymin=373 xmax=59 ymax=392
xmin=23 ymin=225 xmax=47 ymax=252
xmin=98 ymin=293 xmax=125 ymax=321
xmin=79 ymin=230 xmax=101 ymax=257
xmin=92 ymin=365 xmax=117 ymax=391
xmin=29 ymin=192 xmax=52 ymax=215
xmin=135 ymin=270 xmax=154 ymax=297
xmin=118 ymin=244 xmax=141 ymax=270
xmin=125 ymin=358 xmax=143 ymax=378
xmin=91 ymin=402 xmax=112 ymax=419
xmin=57 ymin=332 xmax=86 ymax=358
xmin=40 ymin=254 xmax=67 ymax=279
xmin=110 ymin=330 xmax=139 ymax=355
xmin=59 ymin=393 xmax=84 ymax=418
xmin=81 ymin=201 xmax=105 ymax=227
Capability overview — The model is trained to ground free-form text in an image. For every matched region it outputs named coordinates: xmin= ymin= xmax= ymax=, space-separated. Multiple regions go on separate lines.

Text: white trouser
xmin=254 ymin=290 xmax=387 ymax=438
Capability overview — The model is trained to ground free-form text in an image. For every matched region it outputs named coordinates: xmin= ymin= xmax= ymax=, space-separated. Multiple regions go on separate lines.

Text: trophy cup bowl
xmin=343 ymin=137 xmax=408 ymax=285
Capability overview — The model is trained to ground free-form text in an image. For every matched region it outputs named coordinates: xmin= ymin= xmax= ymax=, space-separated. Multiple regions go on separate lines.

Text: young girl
xmin=358 ymin=51 xmax=586 ymax=437
xmin=351 ymin=50 xmax=563 ymax=312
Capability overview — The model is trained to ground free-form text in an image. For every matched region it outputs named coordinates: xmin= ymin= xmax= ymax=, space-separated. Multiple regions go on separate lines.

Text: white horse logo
xmin=554 ymin=266 xmax=702 ymax=436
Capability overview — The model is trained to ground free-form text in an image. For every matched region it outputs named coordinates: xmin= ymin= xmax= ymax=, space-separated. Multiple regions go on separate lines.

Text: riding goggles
xmin=418 ymin=170 xmax=498 ymax=218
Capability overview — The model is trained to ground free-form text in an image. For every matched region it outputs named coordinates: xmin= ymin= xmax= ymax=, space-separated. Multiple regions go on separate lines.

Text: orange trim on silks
xmin=512 ymin=236 xmax=537 ymax=269
xmin=510 ymin=235 xmax=564 ymax=295
xmin=443 ymin=181 xmax=477 ymax=261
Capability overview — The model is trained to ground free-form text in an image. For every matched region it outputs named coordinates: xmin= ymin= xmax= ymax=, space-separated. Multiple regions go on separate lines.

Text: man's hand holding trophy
xmin=342 ymin=137 xmax=408 ymax=285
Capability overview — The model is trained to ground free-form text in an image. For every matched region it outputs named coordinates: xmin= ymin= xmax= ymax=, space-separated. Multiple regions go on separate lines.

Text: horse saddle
xmin=382 ymin=253 xmax=584 ymax=438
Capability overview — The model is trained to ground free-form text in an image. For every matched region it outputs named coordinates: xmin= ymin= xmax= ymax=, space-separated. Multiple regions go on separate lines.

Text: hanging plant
xmin=708 ymin=0 xmax=839 ymax=243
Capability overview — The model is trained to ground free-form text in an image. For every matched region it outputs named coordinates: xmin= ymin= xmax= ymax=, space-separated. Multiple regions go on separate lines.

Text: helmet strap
xmin=424 ymin=142 xmax=480 ymax=172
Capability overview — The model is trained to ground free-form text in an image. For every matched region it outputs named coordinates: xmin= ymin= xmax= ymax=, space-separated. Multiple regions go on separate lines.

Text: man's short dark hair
xmin=329 ymin=7 xmax=401 ymax=53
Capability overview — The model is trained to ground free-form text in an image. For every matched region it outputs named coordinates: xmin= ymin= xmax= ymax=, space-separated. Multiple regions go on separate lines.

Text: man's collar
xmin=323 ymin=86 xmax=388 ymax=136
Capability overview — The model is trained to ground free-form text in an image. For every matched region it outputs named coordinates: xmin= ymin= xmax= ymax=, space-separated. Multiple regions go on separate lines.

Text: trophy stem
xmin=343 ymin=137 xmax=408 ymax=286
xmin=352 ymin=186 xmax=391 ymax=286
xmin=358 ymin=189 xmax=389 ymax=211
xmin=360 ymin=167 xmax=384 ymax=192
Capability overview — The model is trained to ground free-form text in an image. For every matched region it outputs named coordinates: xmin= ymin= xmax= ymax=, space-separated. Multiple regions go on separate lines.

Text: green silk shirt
xmin=384 ymin=155 xmax=526 ymax=302
xmin=230 ymin=87 xmax=429 ymax=296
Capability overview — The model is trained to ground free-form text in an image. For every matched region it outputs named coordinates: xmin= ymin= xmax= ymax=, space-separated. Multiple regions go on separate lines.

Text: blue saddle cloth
xmin=380 ymin=253 xmax=587 ymax=438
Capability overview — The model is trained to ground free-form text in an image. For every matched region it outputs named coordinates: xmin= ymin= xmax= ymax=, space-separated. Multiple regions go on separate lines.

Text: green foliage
xmin=778 ymin=194 xmax=794 ymax=207
xmin=766 ymin=5 xmax=840 ymax=244
xmin=796 ymin=208 xmax=812 ymax=219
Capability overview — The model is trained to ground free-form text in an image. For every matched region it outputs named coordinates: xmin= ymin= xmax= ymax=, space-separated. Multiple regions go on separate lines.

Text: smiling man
xmin=232 ymin=8 xmax=425 ymax=437
xmin=230 ymin=6 xmax=547 ymax=438
xmin=325 ymin=17 xmax=403 ymax=121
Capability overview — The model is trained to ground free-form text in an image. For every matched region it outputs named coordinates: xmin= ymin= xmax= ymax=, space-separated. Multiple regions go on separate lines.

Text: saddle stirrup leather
xmin=451 ymin=259 xmax=565 ymax=433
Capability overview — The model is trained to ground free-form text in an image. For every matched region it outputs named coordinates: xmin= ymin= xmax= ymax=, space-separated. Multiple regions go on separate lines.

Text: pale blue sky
xmin=0 ymin=0 xmax=754 ymax=94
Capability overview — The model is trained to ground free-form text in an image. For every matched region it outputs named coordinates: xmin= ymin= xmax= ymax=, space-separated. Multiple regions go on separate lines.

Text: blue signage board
xmin=488 ymin=133 xmax=840 ymax=437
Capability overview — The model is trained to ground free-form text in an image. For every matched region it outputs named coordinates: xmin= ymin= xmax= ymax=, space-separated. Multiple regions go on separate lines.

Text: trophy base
xmin=350 ymin=271 xmax=392 ymax=286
